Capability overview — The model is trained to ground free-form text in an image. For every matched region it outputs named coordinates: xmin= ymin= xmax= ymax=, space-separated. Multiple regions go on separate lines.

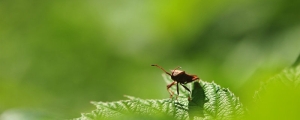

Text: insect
xmin=151 ymin=64 xmax=199 ymax=98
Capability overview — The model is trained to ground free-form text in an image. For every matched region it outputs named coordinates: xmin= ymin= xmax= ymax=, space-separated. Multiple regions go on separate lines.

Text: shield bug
xmin=151 ymin=64 xmax=199 ymax=98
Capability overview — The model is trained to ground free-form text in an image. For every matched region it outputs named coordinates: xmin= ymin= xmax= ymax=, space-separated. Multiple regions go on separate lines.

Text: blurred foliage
xmin=0 ymin=0 xmax=300 ymax=119
xmin=250 ymin=65 xmax=300 ymax=119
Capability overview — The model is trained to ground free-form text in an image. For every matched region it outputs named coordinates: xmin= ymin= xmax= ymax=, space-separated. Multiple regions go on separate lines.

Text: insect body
xmin=151 ymin=64 xmax=199 ymax=97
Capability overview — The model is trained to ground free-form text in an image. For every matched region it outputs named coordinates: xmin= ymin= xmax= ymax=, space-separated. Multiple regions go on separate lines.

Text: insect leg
xmin=177 ymin=82 xmax=179 ymax=95
xmin=180 ymin=83 xmax=191 ymax=92
xmin=167 ymin=81 xmax=176 ymax=97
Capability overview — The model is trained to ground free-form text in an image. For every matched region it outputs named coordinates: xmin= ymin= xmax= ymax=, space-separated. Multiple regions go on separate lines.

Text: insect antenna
xmin=151 ymin=64 xmax=172 ymax=76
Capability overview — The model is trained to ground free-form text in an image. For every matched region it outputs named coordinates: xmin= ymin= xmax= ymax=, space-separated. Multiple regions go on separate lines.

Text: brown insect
xmin=151 ymin=64 xmax=199 ymax=97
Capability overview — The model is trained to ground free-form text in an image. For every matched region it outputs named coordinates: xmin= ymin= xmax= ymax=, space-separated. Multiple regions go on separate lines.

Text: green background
xmin=0 ymin=0 xmax=300 ymax=119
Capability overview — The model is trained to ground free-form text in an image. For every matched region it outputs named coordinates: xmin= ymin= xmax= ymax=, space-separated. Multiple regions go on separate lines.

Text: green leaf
xmin=251 ymin=65 xmax=300 ymax=119
xmin=74 ymin=75 xmax=245 ymax=120
xmin=73 ymin=95 xmax=189 ymax=120
xmin=189 ymin=81 xmax=245 ymax=120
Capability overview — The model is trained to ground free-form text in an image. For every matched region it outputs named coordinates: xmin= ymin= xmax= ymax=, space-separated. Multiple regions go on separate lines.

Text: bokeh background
xmin=1 ymin=0 xmax=300 ymax=119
